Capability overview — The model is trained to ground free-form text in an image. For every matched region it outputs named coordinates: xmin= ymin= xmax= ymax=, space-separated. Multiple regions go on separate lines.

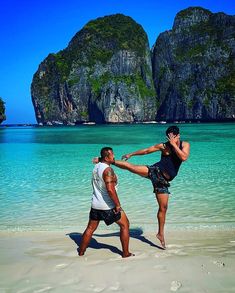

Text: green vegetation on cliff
xmin=84 ymin=14 xmax=147 ymax=56
xmin=216 ymin=70 xmax=235 ymax=96
xmin=154 ymin=6 xmax=235 ymax=121
xmin=50 ymin=14 xmax=148 ymax=82
xmin=32 ymin=13 xmax=156 ymax=124
xmin=0 ymin=97 xmax=6 ymax=123
xmin=89 ymin=73 xmax=155 ymax=99
xmin=174 ymin=42 xmax=210 ymax=62
xmin=176 ymin=7 xmax=212 ymax=19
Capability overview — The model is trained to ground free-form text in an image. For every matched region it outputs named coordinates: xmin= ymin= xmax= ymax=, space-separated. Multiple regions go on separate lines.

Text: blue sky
xmin=0 ymin=0 xmax=234 ymax=124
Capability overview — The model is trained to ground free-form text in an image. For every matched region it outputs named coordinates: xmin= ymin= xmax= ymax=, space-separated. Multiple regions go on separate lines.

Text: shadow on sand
xmin=67 ymin=227 xmax=164 ymax=257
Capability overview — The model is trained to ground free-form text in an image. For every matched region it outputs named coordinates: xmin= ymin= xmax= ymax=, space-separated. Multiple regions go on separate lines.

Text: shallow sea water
xmin=0 ymin=123 xmax=235 ymax=232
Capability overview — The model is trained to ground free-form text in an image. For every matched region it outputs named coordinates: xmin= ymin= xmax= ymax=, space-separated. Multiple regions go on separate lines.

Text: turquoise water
xmin=1 ymin=123 xmax=235 ymax=232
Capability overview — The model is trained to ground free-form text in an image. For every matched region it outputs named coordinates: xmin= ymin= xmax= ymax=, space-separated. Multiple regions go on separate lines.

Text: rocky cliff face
xmin=152 ymin=7 xmax=235 ymax=121
xmin=0 ymin=98 xmax=6 ymax=124
xmin=31 ymin=14 xmax=157 ymax=125
xmin=32 ymin=8 xmax=235 ymax=124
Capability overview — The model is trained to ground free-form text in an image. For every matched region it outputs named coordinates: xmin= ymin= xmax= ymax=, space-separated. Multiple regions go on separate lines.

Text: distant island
xmin=31 ymin=7 xmax=235 ymax=125
xmin=0 ymin=97 xmax=6 ymax=124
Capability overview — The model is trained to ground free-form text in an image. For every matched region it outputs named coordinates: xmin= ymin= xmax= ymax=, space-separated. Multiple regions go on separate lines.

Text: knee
xmin=119 ymin=219 xmax=130 ymax=230
xmin=159 ymin=204 xmax=168 ymax=213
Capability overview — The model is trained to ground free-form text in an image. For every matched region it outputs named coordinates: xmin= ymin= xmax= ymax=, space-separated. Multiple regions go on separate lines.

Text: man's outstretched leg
xmin=78 ymin=220 xmax=99 ymax=256
xmin=114 ymin=160 xmax=149 ymax=177
xmin=156 ymin=193 xmax=169 ymax=249
xmin=116 ymin=211 xmax=134 ymax=258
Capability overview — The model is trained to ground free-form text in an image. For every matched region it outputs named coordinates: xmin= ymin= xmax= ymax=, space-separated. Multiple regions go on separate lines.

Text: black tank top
xmin=157 ymin=141 xmax=183 ymax=180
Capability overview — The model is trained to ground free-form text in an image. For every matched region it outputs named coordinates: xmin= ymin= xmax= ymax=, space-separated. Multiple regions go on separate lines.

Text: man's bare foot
xmin=77 ymin=248 xmax=85 ymax=256
xmin=156 ymin=234 xmax=166 ymax=249
xmin=122 ymin=252 xmax=135 ymax=258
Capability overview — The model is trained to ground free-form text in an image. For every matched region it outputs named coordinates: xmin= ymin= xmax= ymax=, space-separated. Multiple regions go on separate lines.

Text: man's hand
xmin=92 ymin=157 xmax=99 ymax=164
xmin=166 ymin=133 xmax=190 ymax=161
xmin=114 ymin=206 xmax=122 ymax=214
xmin=167 ymin=133 xmax=179 ymax=146
xmin=121 ymin=153 xmax=131 ymax=161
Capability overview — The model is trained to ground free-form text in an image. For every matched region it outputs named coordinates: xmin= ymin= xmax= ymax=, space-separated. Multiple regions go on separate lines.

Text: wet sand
xmin=0 ymin=229 xmax=235 ymax=292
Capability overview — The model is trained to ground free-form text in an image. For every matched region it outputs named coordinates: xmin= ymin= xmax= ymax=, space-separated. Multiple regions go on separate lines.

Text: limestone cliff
xmin=31 ymin=14 xmax=157 ymax=125
xmin=0 ymin=98 xmax=6 ymax=124
xmin=152 ymin=7 xmax=235 ymax=121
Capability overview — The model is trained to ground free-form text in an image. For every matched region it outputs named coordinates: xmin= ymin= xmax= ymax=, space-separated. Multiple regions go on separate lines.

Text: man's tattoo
xmin=106 ymin=169 xmax=115 ymax=177
xmin=104 ymin=168 xmax=116 ymax=184
xmin=105 ymin=180 xmax=115 ymax=184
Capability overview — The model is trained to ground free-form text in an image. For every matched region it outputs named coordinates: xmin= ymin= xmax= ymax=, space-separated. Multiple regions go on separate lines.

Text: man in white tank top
xmin=79 ymin=147 xmax=133 ymax=258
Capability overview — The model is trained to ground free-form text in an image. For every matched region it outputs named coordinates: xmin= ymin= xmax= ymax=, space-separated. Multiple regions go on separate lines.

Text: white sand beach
xmin=1 ymin=230 xmax=235 ymax=292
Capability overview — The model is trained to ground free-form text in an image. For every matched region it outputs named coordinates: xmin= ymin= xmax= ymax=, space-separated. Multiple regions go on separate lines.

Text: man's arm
xmin=103 ymin=167 xmax=121 ymax=213
xmin=122 ymin=143 xmax=164 ymax=160
xmin=168 ymin=134 xmax=190 ymax=161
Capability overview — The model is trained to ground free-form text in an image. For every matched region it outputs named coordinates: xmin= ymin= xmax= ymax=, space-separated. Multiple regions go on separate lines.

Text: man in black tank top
xmin=110 ymin=126 xmax=190 ymax=249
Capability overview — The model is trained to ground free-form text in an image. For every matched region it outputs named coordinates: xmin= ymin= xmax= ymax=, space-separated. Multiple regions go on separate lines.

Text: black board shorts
xmin=89 ymin=208 xmax=121 ymax=226
xmin=147 ymin=164 xmax=171 ymax=194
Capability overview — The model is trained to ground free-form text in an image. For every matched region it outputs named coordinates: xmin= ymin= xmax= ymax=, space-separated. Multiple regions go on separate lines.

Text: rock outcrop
xmin=31 ymin=14 xmax=157 ymax=125
xmin=0 ymin=98 xmax=6 ymax=124
xmin=152 ymin=7 xmax=235 ymax=121
xmin=31 ymin=8 xmax=235 ymax=124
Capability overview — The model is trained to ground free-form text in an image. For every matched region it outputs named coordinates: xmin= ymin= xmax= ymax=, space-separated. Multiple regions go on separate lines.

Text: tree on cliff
xmin=0 ymin=97 xmax=6 ymax=123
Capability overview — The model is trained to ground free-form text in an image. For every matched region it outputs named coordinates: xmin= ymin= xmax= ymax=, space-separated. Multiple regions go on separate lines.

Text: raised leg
xmin=155 ymin=193 xmax=169 ymax=249
xmin=114 ymin=160 xmax=149 ymax=177
xmin=78 ymin=220 xmax=99 ymax=256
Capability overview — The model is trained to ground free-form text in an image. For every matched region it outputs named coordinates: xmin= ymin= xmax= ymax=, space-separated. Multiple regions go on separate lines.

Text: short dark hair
xmin=166 ymin=126 xmax=180 ymax=136
xmin=100 ymin=147 xmax=113 ymax=159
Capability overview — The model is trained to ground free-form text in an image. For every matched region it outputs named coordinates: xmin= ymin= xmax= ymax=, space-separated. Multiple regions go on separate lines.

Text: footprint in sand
xmin=155 ymin=252 xmax=169 ymax=258
xmin=153 ymin=264 xmax=167 ymax=273
xmin=213 ymin=260 xmax=225 ymax=267
xmin=167 ymin=244 xmax=183 ymax=249
xmin=55 ymin=263 xmax=69 ymax=269
xmin=93 ymin=286 xmax=105 ymax=292
xmin=170 ymin=281 xmax=182 ymax=291
xmin=109 ymin=282 xmax=120 ymax=291
xmin=93 ymin=287 xmax=105 ymax=293
xmin=201 ymin=264 xmax=210 ymax=274
xmin=167 ymin=249 xmax=188 ymax=256
xmin=34 ymin=286 xmax=53 ymax=293
xmin=89 ymin=284 xmax=105 ymax=293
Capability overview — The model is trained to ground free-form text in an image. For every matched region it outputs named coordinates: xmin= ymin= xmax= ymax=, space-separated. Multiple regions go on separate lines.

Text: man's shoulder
xmin=103 ymin=166 xmax=116 ymax=183
xmin=94 ymin=162 xmax=110 ymax=173
xmin=96 ymin=162 xmax=109 ymax=168
xmin=182 ymin=141 xmax=190 ymax=147
xmin=181 ymin=141 xmax=190 ymax=152
xmin=155 ymin=142 xmax=165 ymax=150
xmin=103 ymin=166 xmax=114 ymax=175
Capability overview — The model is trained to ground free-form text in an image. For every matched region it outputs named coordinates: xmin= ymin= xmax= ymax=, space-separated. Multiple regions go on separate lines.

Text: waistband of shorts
xmin=147 ymin=165 xmax=172 ymax=181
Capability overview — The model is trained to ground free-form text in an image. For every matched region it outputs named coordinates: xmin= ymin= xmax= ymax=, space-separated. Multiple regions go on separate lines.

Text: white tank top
xmin=91 ymin=162 xmax=116 ymax=210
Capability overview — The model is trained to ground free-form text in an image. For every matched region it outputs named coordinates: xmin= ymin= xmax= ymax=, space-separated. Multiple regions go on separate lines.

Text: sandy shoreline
xmin=1 ymin=230 xmax=235 ymax=292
